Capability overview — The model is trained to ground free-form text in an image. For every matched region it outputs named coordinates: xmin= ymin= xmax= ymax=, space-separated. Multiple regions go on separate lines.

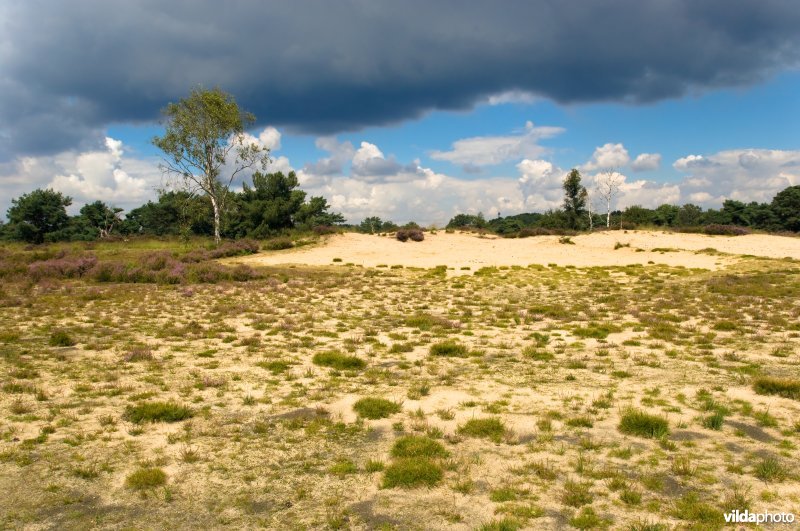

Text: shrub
xmin=313 ymin=225 xmax=339 ymax=235
xmin=382 ymin=458 xmax=443 ymax=488
xmin=264 ymin=237 xmax=294 ymax=251
xmin=408 ymin=229 xmax=424 ymax=242
xmin=457 ymin=417 xmax=507 ymax=442
xmin=125 ymin=467 xmax=167 ymax=490
xmin=312 ymin=350 xmax=366 ymax=370
xmin=518 ymin=227 xmax=554 ymax=238
xmin=703 ymin=224 xmax=750 ymax=236
xmin=396 ymin=230 xmax=410 ymax=242
xmin=123 ymin=401 xmax=194 ymax=423
xmin=28 ymin=255 xmax=98 ymax=280
xmin=49 ymin=330 xmax=76 ymax=347
xmin=429 ymin=341 xmax=469 ymax=357
xmin=752 ymin=376 xmax=800 ymax=400
xmin=618 ymin=409 xmax=669 ymax=438
xmin=391 ymin=435 xmax=448 ymax=459
xmin=353 ymin=397 xmax=402 ymax=419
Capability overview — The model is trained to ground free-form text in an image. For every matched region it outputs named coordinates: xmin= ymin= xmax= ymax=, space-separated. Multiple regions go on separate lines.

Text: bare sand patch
xmin=235 ymin=230 xmax=800 ymax=272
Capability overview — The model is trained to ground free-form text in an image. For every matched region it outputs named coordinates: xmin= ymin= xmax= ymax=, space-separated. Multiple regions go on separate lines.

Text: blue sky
xmin=1 ymin=1 xmax=799 ymax=224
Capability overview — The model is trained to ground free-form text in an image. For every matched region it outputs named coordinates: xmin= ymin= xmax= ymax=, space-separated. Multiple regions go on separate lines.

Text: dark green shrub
xmin=49 ymin=330 xmax=76 ymax=347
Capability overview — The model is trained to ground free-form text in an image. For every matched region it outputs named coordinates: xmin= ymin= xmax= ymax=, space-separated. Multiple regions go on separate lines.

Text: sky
xmin=1 ymin=1 xmax=799 ymax=225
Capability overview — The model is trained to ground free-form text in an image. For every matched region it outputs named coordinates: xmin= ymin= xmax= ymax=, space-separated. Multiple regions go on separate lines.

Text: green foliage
xmin=125 ymin=467 xmax=167 ymax=490
xmin=352 ymin=397 xmax=402 ymax=419
xmin=671 ymin=492 xmax=724 ymax=529
xmin=312 ymin=351 xmax=366 ymax=370
xmin=771 ymin=185 xmax=800 ymax=232
xmin=381 ymin=458 xmax=443 ymax=488
xmin=446 ymin=212 xmax=487 ymax=230
xmin=6 ymin=188 xmax=72 ymax=243
xmin=618 ymin=409 xmax=669 ymax=438
xmin=391 ymin=435 xmax=448 ymax=459
xmin=123 ymin=402 xmax=194 ymax=423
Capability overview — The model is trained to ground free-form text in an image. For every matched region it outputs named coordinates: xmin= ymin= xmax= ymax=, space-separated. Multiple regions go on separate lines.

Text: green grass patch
xmin=391 ymin=435 xmax=448 ymax=459
xmin=312 ymin=350 xmax=366 ymax=370
xmin=752 ymin=376 xmax=800 ymax=400
xmin=123 ymin=401 xmax=194 ymax=423
xmin=125 ymin=467 xmax=167 ymax=490
xmin=382 ymin=458 xmax=443 ymax=488
xmin=618 ymin=409 xmax=669 ymax=439
xmin=429 ymin=341 xmax=469 ymax=357
xmin=457 ymin=417 xmax=507 ymax=442
xmin=352 ymin=397 xmax=402 ymax=419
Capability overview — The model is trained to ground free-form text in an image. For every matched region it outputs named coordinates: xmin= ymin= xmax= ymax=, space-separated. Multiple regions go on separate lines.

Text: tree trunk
xmin=210 ymin=195 xmax=221 ymax=244
xmin=606 ymin=198 xmax=612 ymax=227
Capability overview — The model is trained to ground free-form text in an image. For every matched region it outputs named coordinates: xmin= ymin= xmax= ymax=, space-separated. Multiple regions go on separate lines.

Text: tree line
xmin=447 ymin=170 xmax=800 ymax=235
xmin=0 ymin=171 xmax=344 ymax=244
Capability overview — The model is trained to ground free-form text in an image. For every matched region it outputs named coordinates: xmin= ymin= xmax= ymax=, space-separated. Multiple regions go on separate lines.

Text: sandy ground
xmin=236 ymin=231 xmax=800 ymax=272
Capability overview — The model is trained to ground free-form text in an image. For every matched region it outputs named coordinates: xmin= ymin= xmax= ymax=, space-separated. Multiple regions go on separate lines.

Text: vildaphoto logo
xmin=724 ymin=510 xmax=795 ymax=524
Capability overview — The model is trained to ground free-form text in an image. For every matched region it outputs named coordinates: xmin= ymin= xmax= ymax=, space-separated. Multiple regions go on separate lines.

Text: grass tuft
xmin=312 ymin=350 xmax=366 ymax=370
xmin=429 ymin=341 xmax=469 ymax=357
xmin=125 ymin=467 xmax=167 ymax=490
xmin=391 ymin=435 xmax=448 ymax=459
xmin=618 ymin=409 xmax=669 ymax=439
xmin=458 ymin=417 xmax=507 ymax=442
xmin=123 ymin=401 xmax=194 ymax=423
xmin=382 ymin=458 xmax=443 ymax=488
xmin=752 ymin=376 xmax=800 ymax=400
xmin=353 ymin=397 xmax=402 ymax=419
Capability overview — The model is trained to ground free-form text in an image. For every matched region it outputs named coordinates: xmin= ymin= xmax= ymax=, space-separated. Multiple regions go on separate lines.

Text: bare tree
xmin=595 ymin=170 xmax=624 ymax=228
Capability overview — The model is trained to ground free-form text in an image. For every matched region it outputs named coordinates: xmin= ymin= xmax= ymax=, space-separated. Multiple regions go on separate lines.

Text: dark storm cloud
xmin=1 ymin=0 xmax=799 ymax=157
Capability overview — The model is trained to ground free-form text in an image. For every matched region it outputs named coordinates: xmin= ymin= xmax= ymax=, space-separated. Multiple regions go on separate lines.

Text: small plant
xmin=671 ymin=492 xmax=724 ymax=528
xmin=457 ymin=417 xmax=507 ymax=442
xmin=329 ymin=459 xmax=358 ymax=476
xmin=752 ymin=376 xmax=800 ymax=400
xmin=478 ymin=517 xmax=522 ymax=531
xmin=125 ymin=467 xmax=167 ymax=491
xmin=123 ymin=402 xmax=194 ymax=424
xmin=569 ymin=507 xmax=610 ymax=529
xmin=522 ymin=346 xmax=554 ymax=361
xmin=391 ymin=435 xmax=448 ymax=459
xmin=701 ymin=410 xmax=725 ymax=430
xmin=561 ymin=480 xmax=593 ymax=507
xmin=618 ymin=409 xmax=669 ymax=439
xmin=264 ymin=237 xmax=293 ymax=250
xmin=429 ymin=341 xmax=469 ymax=357
xmin=49 ymin=330 xmax=76 ymax=347
xmin=312 ymin=351 xmax=366 ymax=370
xmin=754 ymin=456 xmax=786 ymax=482
xmin=352 ymin=397 xmax=402 ymax=419
xmin=382 ymin=458 xmax=443 ymax=488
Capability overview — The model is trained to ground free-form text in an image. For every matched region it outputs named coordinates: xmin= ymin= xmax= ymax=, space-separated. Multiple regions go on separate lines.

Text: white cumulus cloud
xmin=430 ymin=121 xmax=564 ymax=167
xmin=631 ymin=152 xmax=661 ymax=172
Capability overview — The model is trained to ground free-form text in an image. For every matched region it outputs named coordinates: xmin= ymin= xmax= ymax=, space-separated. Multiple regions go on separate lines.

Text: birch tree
xmin=153 ymin=87 xmax=270 ymax=244
xmin=595 ymin=170 xmax=623 ymax=228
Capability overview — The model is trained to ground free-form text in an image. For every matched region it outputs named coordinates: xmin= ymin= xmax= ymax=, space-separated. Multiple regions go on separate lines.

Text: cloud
xmin=517 ymin=159 xmax=568 ymax=211
xmin=673 ymin=149 xmax=800 ymax=204
xmin=3 ymin=1 xmax=799 ymax=157
xmin=430 ymin=122 xmax=564 ymax=167
xmin=0 ymin=137 xmax=162 ymax=217
xmin=582 ymin=143 xmax=630 ymax=171
xmin=631 ymin=153 xmax=661 ymax=172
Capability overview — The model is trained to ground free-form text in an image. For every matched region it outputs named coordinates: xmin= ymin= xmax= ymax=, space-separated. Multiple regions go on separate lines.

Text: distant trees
xmin=358 ymin=216 xmax=398 ymax=233
xmin=6 ymin=188 xmax=72 ymax=243
xmin=772 ymin=185 xmax=800 ymax=232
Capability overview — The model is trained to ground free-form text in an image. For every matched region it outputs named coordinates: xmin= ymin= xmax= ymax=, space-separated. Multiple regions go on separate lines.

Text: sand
xmin=235 ymin=230 xmax=800 ymax=272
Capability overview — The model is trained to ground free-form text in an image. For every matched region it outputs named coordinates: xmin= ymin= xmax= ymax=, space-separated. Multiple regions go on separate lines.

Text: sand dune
xmin=236 ymin=230 xmax=799 ymax=272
